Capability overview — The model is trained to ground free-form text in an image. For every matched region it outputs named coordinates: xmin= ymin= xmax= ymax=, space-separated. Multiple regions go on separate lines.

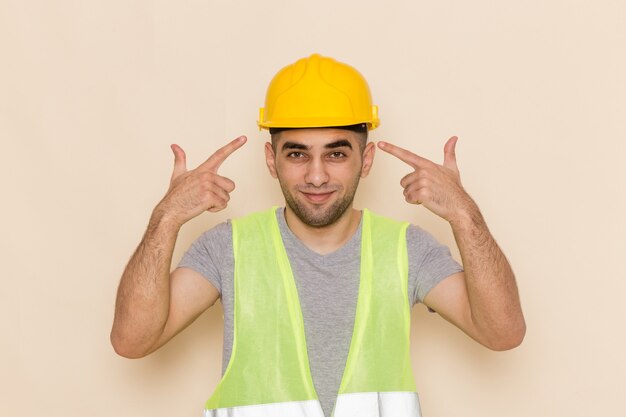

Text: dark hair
xmin=269 ymin=123 xmax=368 ymax=135
xmin=269 ymin=123 xmax=368 ymax=151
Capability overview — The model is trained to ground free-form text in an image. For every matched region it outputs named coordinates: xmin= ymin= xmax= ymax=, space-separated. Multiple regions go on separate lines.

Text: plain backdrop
xmin=2 ymin=1 xmax=625 ymax=416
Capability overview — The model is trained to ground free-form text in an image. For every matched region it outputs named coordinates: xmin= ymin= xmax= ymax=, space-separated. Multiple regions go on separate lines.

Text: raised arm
xmin=110 ymin=136 xmax=247 ymax=358
xmin=378 ymin=137 xmax=525 ymax=351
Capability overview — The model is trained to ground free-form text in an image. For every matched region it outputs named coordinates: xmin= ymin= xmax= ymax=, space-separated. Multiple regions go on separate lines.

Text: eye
xmin=287 ymin=151 xmax=306 ymax=158
xmin=328 ymin=151 xmax=347 ymax=159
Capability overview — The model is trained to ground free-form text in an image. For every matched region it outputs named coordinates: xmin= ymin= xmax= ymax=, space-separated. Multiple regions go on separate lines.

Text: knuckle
xmin=199 ymin=181 xmax=213 ymax=193
xmin=218 ymin=176 xmax=235 ymax=192
xmin=417 ymin=189 xmax=431 ymax=201
xmin=400 ymin=172 xmax=417 ymax=188
xmin=201 ymin=172 xmax=217 ymax=185
xmin=214 ymin=149 xmax=227 ymax=161
xmin=212 ymin=191 xmax=227 ymax=206
xmin=214 ymin=146 xmax=227 ymax=157
xmin=417 ymin=178 xmax=430 ymax=188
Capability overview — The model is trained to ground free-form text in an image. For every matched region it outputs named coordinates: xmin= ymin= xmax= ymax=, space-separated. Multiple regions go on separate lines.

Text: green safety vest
xmin=204 ymin=208 xmax=422 ymax=417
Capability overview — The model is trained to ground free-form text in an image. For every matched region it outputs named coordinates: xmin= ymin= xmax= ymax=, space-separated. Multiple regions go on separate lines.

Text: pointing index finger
xmin=377 ymin=141 xmax=430 ymax=168
xmin=201 ymin=136 xmax=247 ymax=172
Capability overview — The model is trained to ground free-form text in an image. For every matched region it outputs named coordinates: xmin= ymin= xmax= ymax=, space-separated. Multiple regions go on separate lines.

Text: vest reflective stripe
xmin=204 ymin=393 xmax=420 ymax=417
xmin=205 ymin=208 xmax=420 ymax=416
xmin=204 ymin=399 xmax=324 ymax=417
xmin=334 ymin=392 xmax=421 ymax=417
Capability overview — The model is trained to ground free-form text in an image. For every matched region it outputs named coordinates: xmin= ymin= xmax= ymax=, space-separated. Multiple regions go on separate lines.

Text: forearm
xmin=450 ymin=204 xmax=526 ymax=350
xmin=111 ymin=208 xmax=181 ymax=358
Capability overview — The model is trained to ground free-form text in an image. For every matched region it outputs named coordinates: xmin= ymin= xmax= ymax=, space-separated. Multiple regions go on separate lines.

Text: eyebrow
xmin=281 ymin=142 xmax=309 ymax=151
xmin=281 ymin=139 xmax=353 ymax=152
xmin=325 ymin=139 xmax=353 ymax=150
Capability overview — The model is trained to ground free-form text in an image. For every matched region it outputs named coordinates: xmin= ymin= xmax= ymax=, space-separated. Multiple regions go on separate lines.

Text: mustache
xmin=296 ymin=185 xmax=341 ymax=193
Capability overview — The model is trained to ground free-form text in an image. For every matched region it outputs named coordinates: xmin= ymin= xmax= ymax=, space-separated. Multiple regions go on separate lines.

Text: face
xmin=265 ymin=128 xmax=375 ymax=228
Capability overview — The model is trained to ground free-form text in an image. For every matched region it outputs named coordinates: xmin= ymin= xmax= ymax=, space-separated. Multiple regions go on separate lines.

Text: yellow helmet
xmin=258 ymin=53 xmax=379 ymax=131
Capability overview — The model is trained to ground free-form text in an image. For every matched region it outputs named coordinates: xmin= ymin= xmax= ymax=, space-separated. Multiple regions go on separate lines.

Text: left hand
xmin=377 ymin=136 xmax=477 ymax=223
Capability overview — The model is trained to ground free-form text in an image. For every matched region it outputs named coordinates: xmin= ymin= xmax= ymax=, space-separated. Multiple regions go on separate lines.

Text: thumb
xmin=170 ymin=144 xmax=187 ymax=180
xmin=443 ymin=136 xmax=458 ymax=170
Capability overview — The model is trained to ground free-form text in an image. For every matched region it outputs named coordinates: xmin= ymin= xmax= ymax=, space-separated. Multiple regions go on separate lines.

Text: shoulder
xmin=192 ymin=220 xmax=233 ymax=247
xmin=406 ymin=224 xmax=443 ymax=247
xmin=362 ymin=209 xmax=410 ymax=235
xmin=206 ymin=208 xmax=278 ymax=236
xmin=364 ymin=213 xmax=453 ymax=260
xmin=361 ymin=210 xmax=442 ymax=243
xmin=232 ymin=207 xmax=280 ymax=227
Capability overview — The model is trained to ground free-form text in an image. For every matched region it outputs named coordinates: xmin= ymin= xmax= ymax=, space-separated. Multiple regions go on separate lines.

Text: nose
xmin=304 ymin=158 xmax=329 ymax=187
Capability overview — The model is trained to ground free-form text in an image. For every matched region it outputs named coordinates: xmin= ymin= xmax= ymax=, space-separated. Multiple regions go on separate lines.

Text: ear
xmin=264 ymin=142 xmax=278 ymax=178
xmin=360 ymin=141 xmax=376 ymax=178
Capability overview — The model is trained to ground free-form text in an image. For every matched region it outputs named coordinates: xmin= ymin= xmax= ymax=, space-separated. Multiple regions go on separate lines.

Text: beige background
xmin=2 ymin=1 xmax=625 ymax=416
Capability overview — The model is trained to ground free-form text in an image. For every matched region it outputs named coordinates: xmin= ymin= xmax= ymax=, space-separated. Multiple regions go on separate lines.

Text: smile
xmin=301 ymin=191 xmax=335 ymax=204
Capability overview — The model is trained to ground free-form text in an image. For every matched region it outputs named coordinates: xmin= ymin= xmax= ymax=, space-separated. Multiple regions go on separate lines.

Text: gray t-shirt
xmin=178 ymin=208 xmax=462 ymax=417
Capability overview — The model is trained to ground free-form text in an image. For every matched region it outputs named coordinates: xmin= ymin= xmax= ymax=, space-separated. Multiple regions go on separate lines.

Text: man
xmin=111 ymin=54 xmax=525 ymax=417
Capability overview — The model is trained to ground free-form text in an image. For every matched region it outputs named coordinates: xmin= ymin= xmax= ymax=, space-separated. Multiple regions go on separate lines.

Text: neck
xmin=284 ymin=207 xmax=362 ymax=255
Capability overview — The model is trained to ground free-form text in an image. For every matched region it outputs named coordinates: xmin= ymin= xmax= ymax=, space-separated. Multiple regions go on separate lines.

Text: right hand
xmin=155 ymin=135 xmax=247 ymax=226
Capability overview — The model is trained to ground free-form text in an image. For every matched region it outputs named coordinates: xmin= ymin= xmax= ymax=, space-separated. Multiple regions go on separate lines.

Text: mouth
xmin=300 ymin=191 xmax=335 ymax=204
